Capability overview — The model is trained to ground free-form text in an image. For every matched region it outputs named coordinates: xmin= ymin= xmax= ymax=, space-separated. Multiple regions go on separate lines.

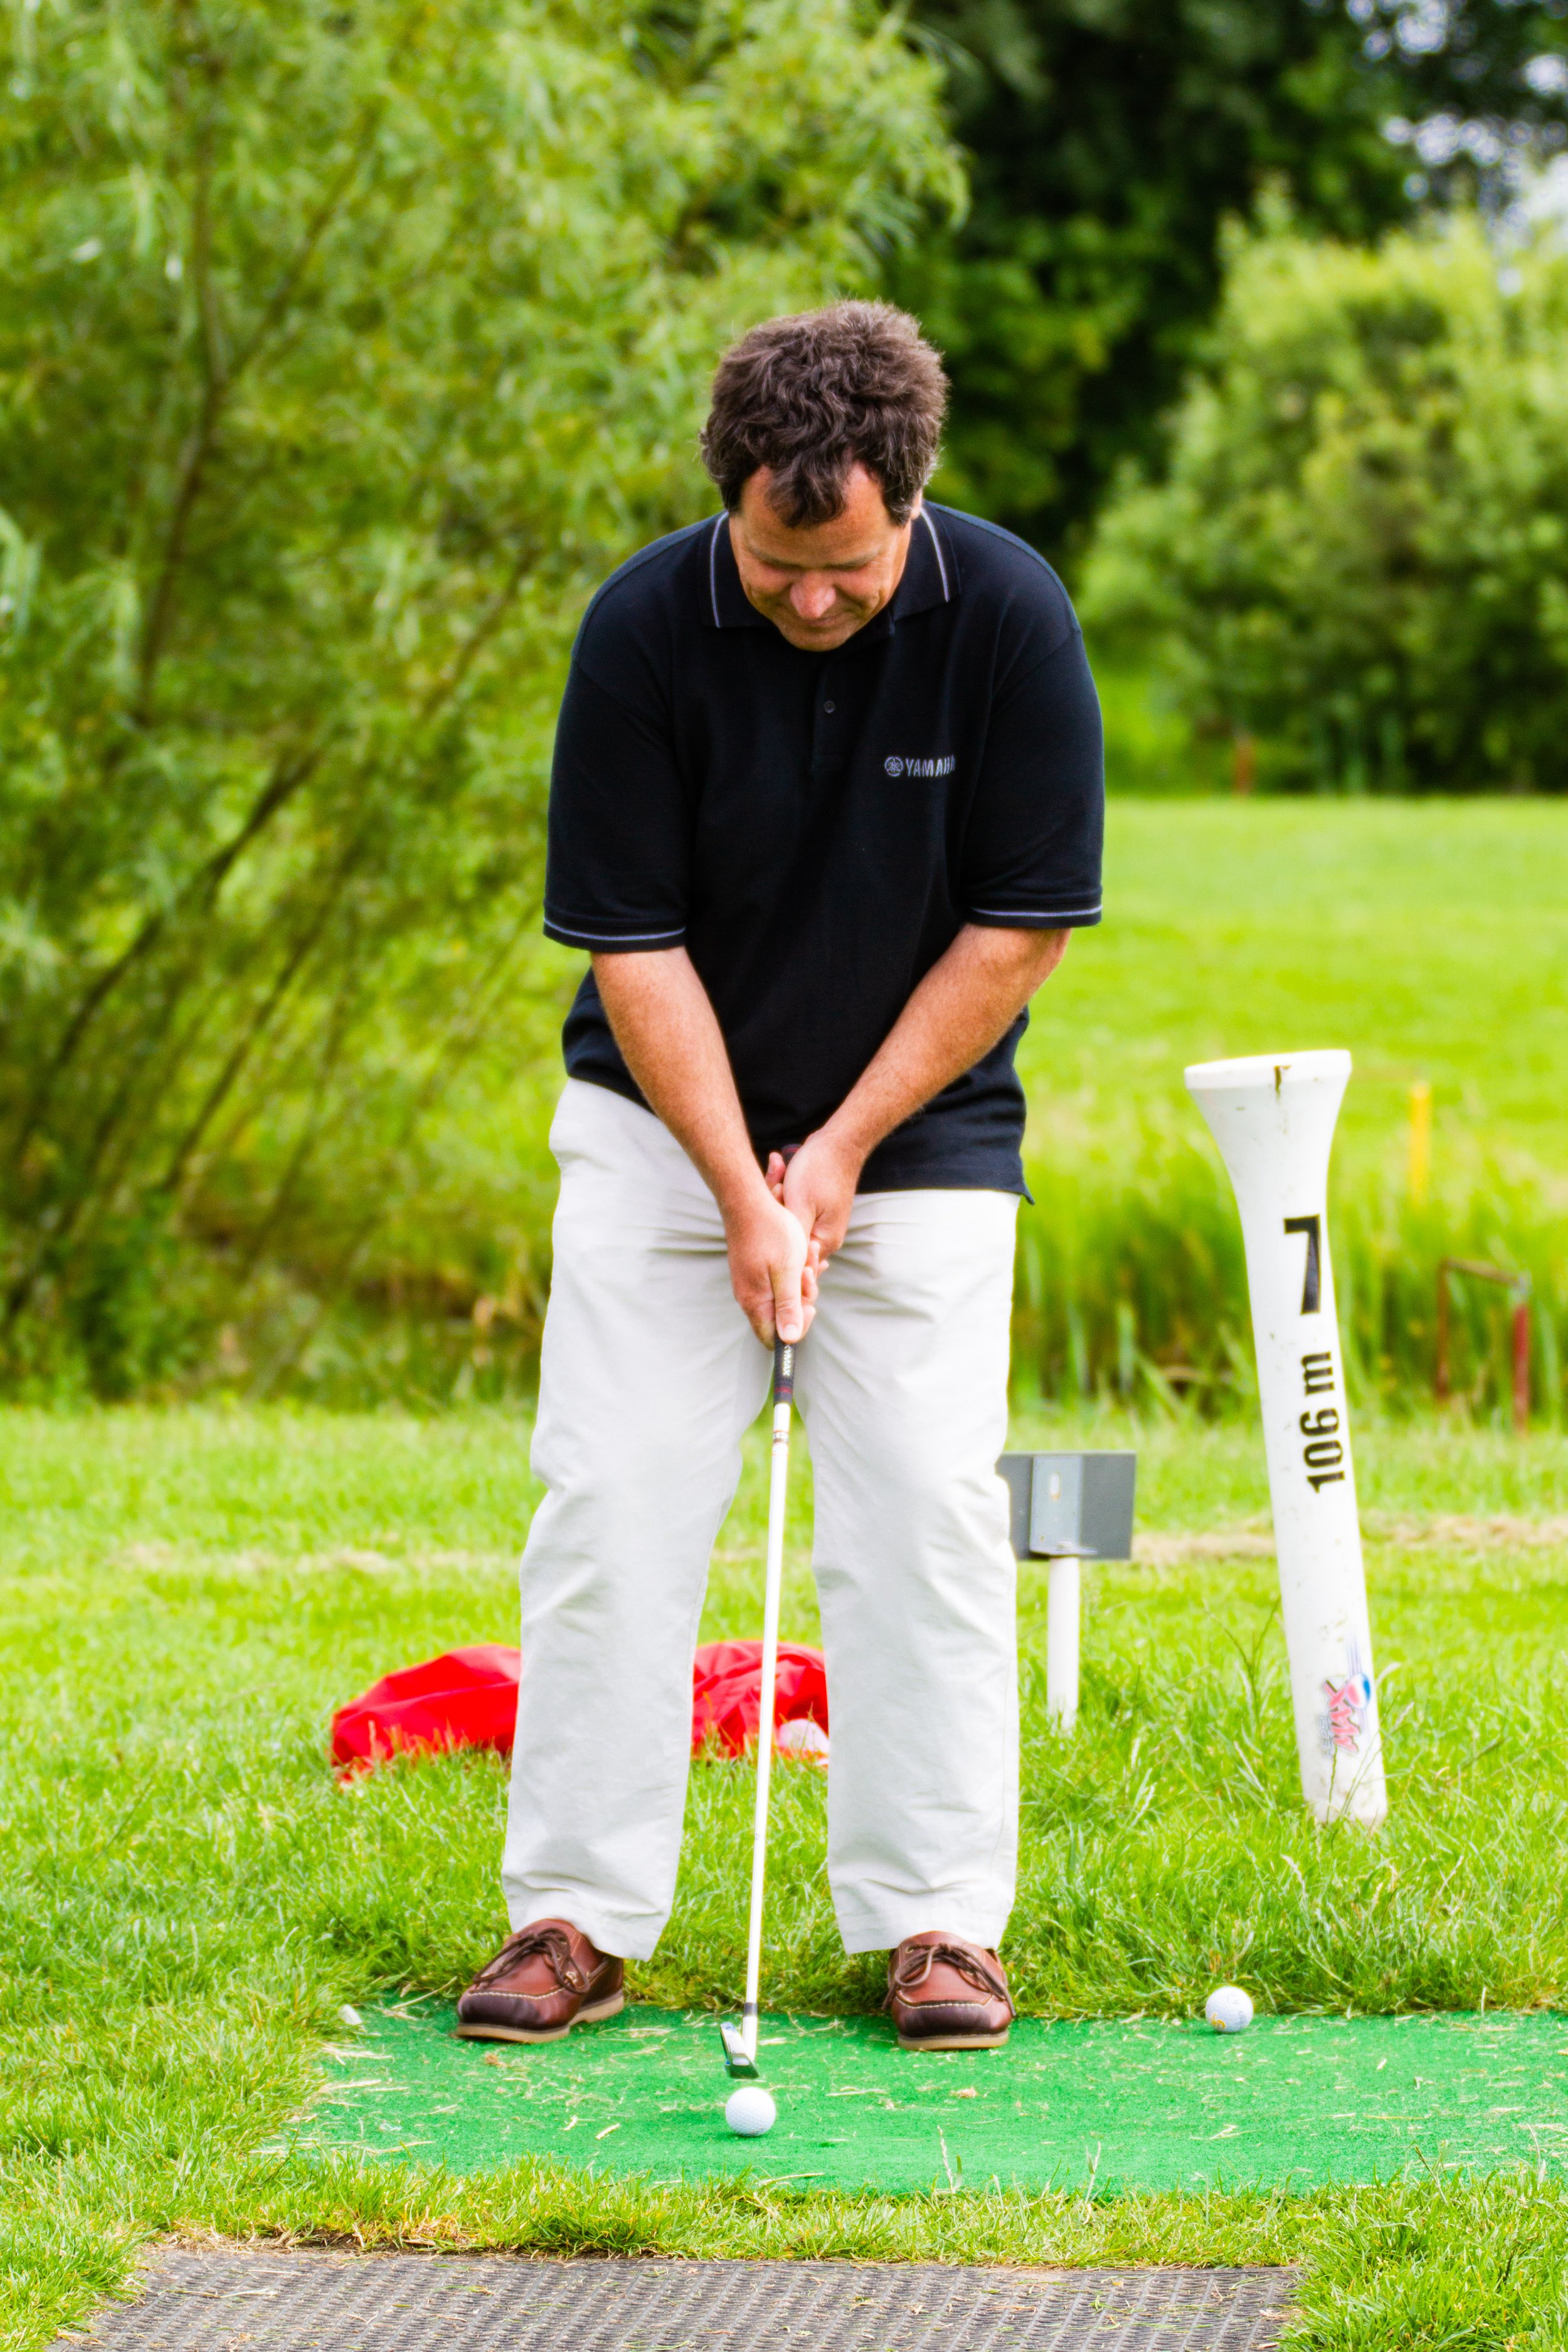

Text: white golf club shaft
xmin=741 ymin=1337 xmax=794 ymax=2060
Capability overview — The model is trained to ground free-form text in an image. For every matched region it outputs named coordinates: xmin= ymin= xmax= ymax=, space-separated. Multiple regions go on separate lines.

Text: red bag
xmin=331 ymin=1638 xmax=829 ymax=1774
xmin=331 ymin=1644 xmax=520 ymax=1774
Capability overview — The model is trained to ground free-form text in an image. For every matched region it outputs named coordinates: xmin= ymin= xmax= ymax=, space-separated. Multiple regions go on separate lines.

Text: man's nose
xmin=790 ymin=576 xmax=837 ymax=621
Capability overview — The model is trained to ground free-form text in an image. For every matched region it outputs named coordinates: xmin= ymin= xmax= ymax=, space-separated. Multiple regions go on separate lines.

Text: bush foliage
xmin=0 ymin=0 xmax=958 ymax=1392
xmin=1081 ymin=214 xmax=1568 ymax=793
xmin=904 ymin=0 xmax=1568 ymax=554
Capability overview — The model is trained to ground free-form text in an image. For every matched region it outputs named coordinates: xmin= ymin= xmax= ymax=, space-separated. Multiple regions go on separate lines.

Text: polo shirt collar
xmin=706 ymin=512 xmax=771 ymax=628
xmin=893 ymin=504 xmax=959 ymax=621
xmin=702 ymin=504 xmax=960 ymax=635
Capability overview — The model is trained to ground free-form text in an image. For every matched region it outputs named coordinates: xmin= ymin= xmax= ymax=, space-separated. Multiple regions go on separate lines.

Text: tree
xmin=1079 ymin=213 xmax=1568 ymax=792
xmin=0 ymin=0 xmax=959 ymax=1391
xmin=897 ymin=0 xmax=1568 ymax=558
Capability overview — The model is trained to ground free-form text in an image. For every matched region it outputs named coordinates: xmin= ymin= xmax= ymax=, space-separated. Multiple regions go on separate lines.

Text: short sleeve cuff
xmin=543 ymin=913 xmax=689 ymax=951
xmin=967 ymin=899 xmax=1103 ymax=930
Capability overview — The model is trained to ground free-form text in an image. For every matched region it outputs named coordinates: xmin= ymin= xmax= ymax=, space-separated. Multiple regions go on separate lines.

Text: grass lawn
xmin=4 ymin=1405 xmax=1568 ymax=2348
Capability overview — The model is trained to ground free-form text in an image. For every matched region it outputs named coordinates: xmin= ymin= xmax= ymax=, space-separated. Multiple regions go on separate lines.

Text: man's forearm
xmin=590 ymin=928 xmax=1066 ymax=1325
xmin=772 ymin=923 xmax=1069 ymax=1264
xmin=590 ymin=948 xmax=765 ymax=1216
xmin=821 ymin=924 xmax=1069 ymax=1165
xmin=590 ymin=946 xmax=812 ymax=1343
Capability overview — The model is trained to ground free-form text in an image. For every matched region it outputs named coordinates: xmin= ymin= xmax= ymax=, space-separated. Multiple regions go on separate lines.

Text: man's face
xmin=729 ymin=464 xmax=917 ymax=652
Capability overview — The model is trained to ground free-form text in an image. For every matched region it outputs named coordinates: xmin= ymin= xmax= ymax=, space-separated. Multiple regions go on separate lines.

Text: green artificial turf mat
xmin=309 ymin=2003 xmax=1568 ymax=2196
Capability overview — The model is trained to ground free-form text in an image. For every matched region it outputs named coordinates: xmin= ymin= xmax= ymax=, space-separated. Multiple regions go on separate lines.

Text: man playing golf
xmin=457 ymin=303 xmax=1103 ymax=2050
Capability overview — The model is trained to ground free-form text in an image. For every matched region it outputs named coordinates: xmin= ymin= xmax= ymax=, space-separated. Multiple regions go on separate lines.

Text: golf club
xmin=719 ymin=1333 xmax=797 ymax=2082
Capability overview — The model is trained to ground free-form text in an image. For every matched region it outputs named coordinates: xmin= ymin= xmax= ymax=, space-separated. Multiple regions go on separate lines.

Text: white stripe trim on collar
xmin=920 ymin=507 xmax=950 ymax=601
xmin=709 ymin=515 xmax=726 ymax=626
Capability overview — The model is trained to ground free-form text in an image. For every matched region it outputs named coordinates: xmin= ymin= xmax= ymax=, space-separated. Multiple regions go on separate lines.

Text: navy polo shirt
xmin=544 ymin=502 xmax=1103 ymax=1194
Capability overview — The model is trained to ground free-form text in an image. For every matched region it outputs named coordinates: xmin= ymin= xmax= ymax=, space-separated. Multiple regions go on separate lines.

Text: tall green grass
xmin=1015 ymin=1138 xmax=1568 ymax=1422
xmin=253 ymin=1145 xmax=1568 ymax=1426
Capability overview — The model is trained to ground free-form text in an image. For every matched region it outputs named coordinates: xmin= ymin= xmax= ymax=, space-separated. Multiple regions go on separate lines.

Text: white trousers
xmin=502 ymin=1078 xmax=1020 ymax=1959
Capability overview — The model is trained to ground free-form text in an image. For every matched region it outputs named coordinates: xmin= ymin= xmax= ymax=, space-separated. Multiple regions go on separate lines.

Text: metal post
xmin=997 ymin=1452 xmax=1135 ymax=1743
xmin=1513 ymin=1297 xmax=1532 ymax=1436
xmin=1435 ymin=1261 xmax=1452 ymax=1405
xmin=1045 ymin=1557 xmax=1080 ymax=1732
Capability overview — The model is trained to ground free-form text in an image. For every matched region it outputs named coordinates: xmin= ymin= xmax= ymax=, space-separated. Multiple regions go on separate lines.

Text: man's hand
xmin=724 ymin=1189 xmax=817 ymax=1347
xmin=590 ymin=946 xmax=818 ymax=1346
xmin=765 ymin=1131 xmax=862 ymax=1268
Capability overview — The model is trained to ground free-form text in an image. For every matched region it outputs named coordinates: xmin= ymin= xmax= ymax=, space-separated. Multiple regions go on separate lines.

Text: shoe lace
xmin=472 ymin=1922 xmax=586 ymax=1995
xmin=885 ymin=1940 xmax=1010 ymax=2006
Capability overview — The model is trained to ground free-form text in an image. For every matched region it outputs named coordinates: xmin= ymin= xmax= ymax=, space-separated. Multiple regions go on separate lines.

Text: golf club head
xmin=719 ymin=2020 xmax=759 ymax=2079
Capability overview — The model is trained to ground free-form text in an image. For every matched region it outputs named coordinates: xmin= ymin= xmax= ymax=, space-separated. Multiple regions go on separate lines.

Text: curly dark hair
xmin=699 ymin=302 xmax=948 ymax=529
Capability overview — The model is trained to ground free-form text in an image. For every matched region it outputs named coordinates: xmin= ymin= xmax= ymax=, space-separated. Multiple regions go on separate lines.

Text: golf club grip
xmin=773 ymin=1338 xmax=795 ymax=1406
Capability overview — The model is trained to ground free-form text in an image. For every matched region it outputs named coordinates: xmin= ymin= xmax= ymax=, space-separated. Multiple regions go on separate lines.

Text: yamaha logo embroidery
xmin=884 ymin=754 xmax=956 ymax=778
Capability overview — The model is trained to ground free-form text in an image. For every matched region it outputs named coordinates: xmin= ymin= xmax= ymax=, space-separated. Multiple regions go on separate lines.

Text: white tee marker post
xmin=1185 ymin=1050 xmax=1387 ymax=1829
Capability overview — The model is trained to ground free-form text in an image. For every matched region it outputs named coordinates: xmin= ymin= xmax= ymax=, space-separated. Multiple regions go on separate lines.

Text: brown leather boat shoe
xmin=455 ymin=1918 xmax=625 ymax=2043
xmin=886 ymin=1931 xmax=1014 ymax=2050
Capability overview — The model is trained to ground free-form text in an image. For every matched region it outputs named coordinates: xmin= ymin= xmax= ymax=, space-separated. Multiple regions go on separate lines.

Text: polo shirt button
xmin=824 ymin=700 xmax=835 ymax=712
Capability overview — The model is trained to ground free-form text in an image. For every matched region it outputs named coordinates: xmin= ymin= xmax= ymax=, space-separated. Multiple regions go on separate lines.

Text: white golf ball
xmin=724 ymin=2085 xmax=777 ymax=2137
xmin=1205 ymin=1984 xmax=1254 ymax=2034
